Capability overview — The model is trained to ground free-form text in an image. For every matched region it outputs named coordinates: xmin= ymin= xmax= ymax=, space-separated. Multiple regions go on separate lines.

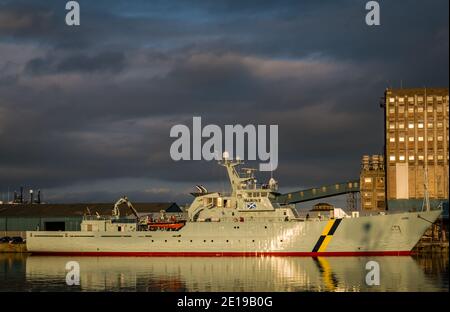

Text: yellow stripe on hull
xmin=318 ymin=235 xmax=333 ymax=252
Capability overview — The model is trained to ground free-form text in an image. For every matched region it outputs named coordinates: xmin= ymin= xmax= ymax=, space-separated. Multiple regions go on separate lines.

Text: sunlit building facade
xmin=360 ymin=155 xmax=385 ymax=210
xmin=384 ymin=88 xmax=449 ymax=208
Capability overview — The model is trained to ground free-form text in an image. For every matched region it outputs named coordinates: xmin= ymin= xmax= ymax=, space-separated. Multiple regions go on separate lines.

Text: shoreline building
xmin=0 ymin=202 xmax=182 ymax=238
xmin=384 ymin=88 xmax=449 ymax=211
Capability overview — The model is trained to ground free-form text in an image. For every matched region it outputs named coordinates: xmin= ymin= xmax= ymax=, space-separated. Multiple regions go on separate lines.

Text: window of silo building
xmin=389 ymin=97 xmax=395 ymax=103
xmin=408 ymin=137 xmax=414 ymax=142
xmin=398 ymin=122 xmax=404 ymax=129
xmin=418 ymin=122 xmax=424 ymax=128
xmin=398 ymin=106 xmax=404 ymax=114
xmin=408 ymin=107 xmax=414 ymax=114
xmin=418 ymin=136 xmax=424 ymax=141
xmin=418 ymin=96 xmax=424 ymax=102
xmin=437 ymin=122 xmax=443 ymax=128
xmin=408 ymin=97 xmax=414 ymax=103
xmin=389 ymin=137 xmax=395 ymax=142
xmin=364 ymin=177 xmax=372 ymax=183
xmin=428 ymin=155 xmax=434 ymax=161
xmin=408 ymin=123 xmax=414 ymax=129
xmin=427 ymin=96 xmax=433 ymax=102
xmin=438 ymin=154 xmax=444 ymax=161
xmin=389 ymin=155 xmax=396 ymax=162
xmin=399 ymin=155 xmax=405 ymax=161
xmin=418 ymin=155 xmax=424 ymax=161
xmin=428 ymin=136 xmax=434 ymax=142
xmin=389 ymin=107 xmax=395 ymax=114
xmin=427 ymin=106 xmax=433 ymax=113
xmin=399 ymin=97 xmax=404 ymax=103
xmin=399 ymin=136 xmax=405 ymax=142
xmin=428 ymin=122 xmax=434 ymax=128
xmin=389 ymin=123 xmax=395 ymax=129
xmin=418 ymin=106 xmax=424 ymax=113
xmin=408 ymin=155 xmax=415 ymax=161
xmin=437 ymin=105 xmax=443 ymax=112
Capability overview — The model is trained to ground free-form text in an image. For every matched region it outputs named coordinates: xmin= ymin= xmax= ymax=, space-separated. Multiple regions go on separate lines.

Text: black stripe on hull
xmin=327 ymin=218 xmax=342 ymax=235
xmin=312 ymin=235 xmax=326 ymax=252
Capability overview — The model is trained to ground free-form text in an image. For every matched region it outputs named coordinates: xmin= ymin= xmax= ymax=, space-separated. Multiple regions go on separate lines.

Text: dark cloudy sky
xmin=0 ymin=0 xmax=448 ymax=206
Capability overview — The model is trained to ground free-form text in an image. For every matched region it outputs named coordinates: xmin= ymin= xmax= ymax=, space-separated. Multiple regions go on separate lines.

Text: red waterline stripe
xmin=30 ymin=250 xmax=412 ymax=257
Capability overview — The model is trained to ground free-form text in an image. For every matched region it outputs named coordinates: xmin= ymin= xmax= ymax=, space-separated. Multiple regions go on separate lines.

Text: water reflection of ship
xmin=24 ymin=256 xmax=441 ymax=292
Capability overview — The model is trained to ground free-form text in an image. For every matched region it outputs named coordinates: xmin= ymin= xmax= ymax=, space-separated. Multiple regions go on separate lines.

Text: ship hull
xmin=26 ymin=210 xmax=441 ymax=256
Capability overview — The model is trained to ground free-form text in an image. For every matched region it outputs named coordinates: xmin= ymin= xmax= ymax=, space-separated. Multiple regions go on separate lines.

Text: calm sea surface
xmin=0 ymin=253 xmax=448 ymax=292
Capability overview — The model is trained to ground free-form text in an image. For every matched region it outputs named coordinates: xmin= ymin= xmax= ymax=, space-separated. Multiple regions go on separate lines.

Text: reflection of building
xmin=384 ymin=88 xmax=449 ymax=210
xmin=360 ymin=155 xmax=385 ymax=210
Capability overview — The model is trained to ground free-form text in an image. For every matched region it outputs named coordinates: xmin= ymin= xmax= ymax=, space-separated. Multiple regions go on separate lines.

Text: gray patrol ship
xmin=26 ymin=158 xmax=442 ymax=256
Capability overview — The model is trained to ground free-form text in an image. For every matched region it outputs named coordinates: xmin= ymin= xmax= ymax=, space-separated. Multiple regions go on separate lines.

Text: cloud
xmin=25 ymin=51 xmax=126 ymax=75
xmin=0 ymin=0 xmax=448 ymax=204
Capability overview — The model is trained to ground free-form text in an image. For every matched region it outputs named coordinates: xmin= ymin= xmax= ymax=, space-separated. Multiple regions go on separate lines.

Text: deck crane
xmin=112 ymin=196 xmax=140 ymax=220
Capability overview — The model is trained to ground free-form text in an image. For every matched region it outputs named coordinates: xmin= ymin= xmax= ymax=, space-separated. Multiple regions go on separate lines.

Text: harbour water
xmin=0 ymin=254 xmax=448 ymax=292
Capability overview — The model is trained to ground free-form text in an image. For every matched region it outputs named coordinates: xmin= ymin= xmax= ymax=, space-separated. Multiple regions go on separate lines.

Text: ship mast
xmin=219 ymin=153 xmax=253 ymax=197
xmin=422 ymin=166 xmax=431 ymax=212
xmin=422 ymin=88 xmax=430 ymax=212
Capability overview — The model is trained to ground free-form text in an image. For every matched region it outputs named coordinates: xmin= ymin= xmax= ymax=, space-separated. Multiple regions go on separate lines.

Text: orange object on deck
xmin=148 ymin=221 xmax=185 ymax=231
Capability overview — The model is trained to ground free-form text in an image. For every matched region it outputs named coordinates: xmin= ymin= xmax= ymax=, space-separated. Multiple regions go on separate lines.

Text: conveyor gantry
xmin=275 ymin=180 xmax=360 ymax=204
